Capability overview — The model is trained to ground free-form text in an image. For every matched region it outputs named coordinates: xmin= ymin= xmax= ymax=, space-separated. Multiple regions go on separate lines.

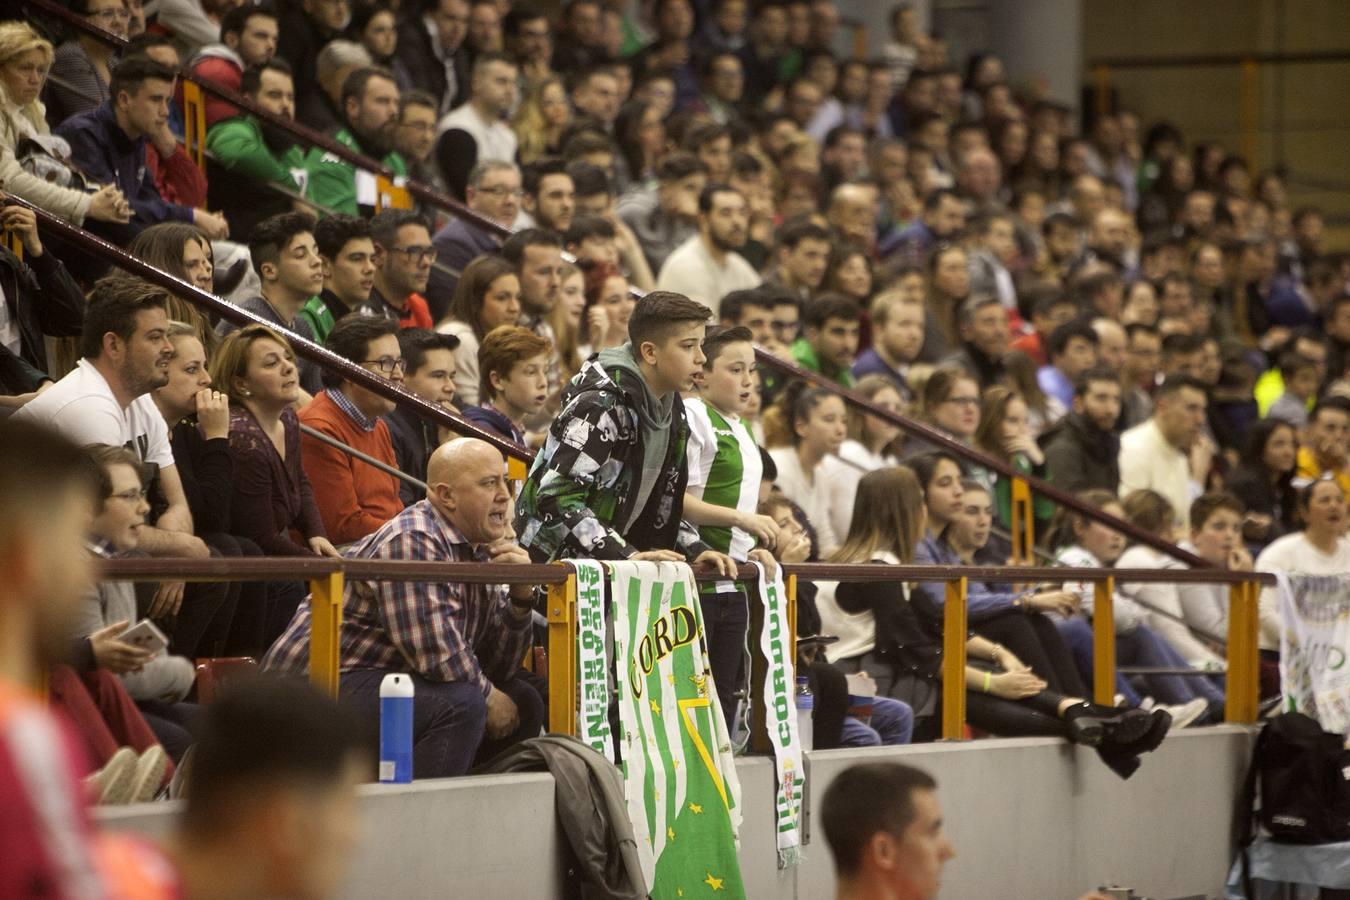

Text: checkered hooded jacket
xmin=515 ymin=353 xmax=711 ymax=563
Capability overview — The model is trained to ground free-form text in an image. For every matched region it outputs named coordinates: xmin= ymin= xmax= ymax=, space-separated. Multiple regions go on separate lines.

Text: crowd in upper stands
xmin=2 ymin=0 xmax=1350 ymax=812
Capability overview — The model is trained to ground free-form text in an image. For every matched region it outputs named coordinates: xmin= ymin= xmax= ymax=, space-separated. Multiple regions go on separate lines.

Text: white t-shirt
xmin=654 ymin=235 xmax=761 ymax=317
xmin=1256 ymin=532 xmax=1350 ymax=648
xmin=769 ymin=446 xmax=848 ymax=556
xmin=14 ymin=358 xmax=174 ymax=469
xmin=684 ymin=397 xmax=761 ymax=562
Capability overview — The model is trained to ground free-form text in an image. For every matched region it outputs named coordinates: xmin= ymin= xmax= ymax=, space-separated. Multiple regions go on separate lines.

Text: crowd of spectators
xmin=0 ymin=0 xmax=1347 ymax=874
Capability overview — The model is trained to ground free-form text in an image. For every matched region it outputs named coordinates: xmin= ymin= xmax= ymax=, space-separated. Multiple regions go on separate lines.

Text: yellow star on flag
xmin=650 ymin=699 xmax=661 ymax=715
xmin=677 ymin=890 xmax=684 ymax=897
xmin=704 ymin=873 xmax=724 ymax=891
xmin=667 ymin=826 xmax=676 ymax=841
xmin=688 ymin=802 xmax=703 ymax=814
xmin=667 ymin=673 xmax=676 ymax=685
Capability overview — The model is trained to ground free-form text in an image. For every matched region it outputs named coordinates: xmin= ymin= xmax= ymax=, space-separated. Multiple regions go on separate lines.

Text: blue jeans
xmin=1057 ymin=619 xmax=1224 ymax=710
xmin=838 ymin=697 xmax=915 ymax=747
xmin=341 ymin=668 xmax=545 ymax=778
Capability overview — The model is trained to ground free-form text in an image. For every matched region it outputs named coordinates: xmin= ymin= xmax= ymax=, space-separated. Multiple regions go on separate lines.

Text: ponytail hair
xmin=762 ymin=379 xmax=838 ymax=447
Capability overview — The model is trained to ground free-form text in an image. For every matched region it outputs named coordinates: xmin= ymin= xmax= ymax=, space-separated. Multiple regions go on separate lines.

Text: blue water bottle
xmin=379 ymin=673 xmax=414 ymax=783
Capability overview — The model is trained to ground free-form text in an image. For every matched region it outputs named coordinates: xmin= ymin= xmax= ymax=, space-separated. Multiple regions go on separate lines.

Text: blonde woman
xmin=512 ymin=75 xmax=570 ymax=165
xmin=0 ymin=21 xmax=128 ymax=226
xmin=547 ymin=261 xmax=587 ymax=383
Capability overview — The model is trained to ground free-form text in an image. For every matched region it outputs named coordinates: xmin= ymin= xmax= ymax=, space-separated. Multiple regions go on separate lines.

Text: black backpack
xmin=1234 ymin=713 xmax=1350 ymax=849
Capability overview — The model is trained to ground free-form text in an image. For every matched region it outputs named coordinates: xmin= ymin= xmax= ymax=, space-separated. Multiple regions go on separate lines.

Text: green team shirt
xmin=684 ymin=397 xmax=762 ymax=560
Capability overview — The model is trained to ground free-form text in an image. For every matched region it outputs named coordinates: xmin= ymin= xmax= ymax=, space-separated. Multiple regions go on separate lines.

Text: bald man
xmin=264 ymin=438 xmax=544 ymax=778
xmin=827 ymin=182 xmax=879 ymax=253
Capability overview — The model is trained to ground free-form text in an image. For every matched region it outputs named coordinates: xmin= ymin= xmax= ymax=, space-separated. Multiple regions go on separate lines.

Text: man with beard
xmin=502 ymin=228 xmax=565 ymax=408
xmin=428 ymin=161 xmax=519 ymax=315
xmin=655 ymin=184 xmax=761 ymax=317
xmin=304 ymin=67 xmax=407 ymax=218
xmin=1041 ymin=368 xmax=1123 ymax=495
xmin=17 ymin=276 xmax=210 ymax=622
xmin=361 ymin=210 xmax=436 ymax=330
xmin=206 ymin=60 xmax=307 ymax=239
xmin=185 ymin=3 xmax=279 ymax=127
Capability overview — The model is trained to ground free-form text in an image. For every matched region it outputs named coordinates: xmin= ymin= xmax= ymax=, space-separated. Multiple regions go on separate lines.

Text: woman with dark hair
xmin=766 ymin=381 xmax=849 ymax=556
xmin=921 ymin=243 xmax=969 ymax=360
xmin=127 ymin=223 xmax=218 ymax=352
xmin=1226 ymin=418 xmax=1299 ymax=551
xmin=974 ymin=385 xmax=1054 ymax=533
xmin=436 ymin=256 xmax=522 ymax=406
xmin=347 ymin=2 xmax=413 ymax=91
xmin=823 ymin=241 xmax=874 ymax=308
xmin=613 ymin=99 xmax=667 ymax=190
xmin=822 ymin=466 xmax=1166 ymax=770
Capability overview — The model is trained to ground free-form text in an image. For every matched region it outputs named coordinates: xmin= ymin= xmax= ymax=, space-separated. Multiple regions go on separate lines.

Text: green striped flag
xmin=611 ymin=561 xmax=745 ymax=899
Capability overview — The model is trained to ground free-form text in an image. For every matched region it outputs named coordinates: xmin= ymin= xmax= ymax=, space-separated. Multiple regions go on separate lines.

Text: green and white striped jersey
xmin=684 ymin=397 xmax=762 ymax=561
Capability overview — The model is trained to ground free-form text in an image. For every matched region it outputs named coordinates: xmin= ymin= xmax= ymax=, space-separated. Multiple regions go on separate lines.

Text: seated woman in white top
xmin=1256 ymin=479 xmax=1350 ymax=643
xmin=832 ymin=374 xmax=903 ymax=539
xmin=1116 ymin=490 xmax=1229 ymax=669
xmin=767 ymin=382 xmax=849 ymax=557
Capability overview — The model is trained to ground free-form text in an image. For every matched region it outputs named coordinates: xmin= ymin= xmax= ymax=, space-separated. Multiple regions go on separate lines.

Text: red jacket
xmin=188 ymin=55 xmax=243 ymax=127
xmin=298 ymin=390 xmax=404 ymax=545
xmin=145 ymin=143 xmax=208 ymax=211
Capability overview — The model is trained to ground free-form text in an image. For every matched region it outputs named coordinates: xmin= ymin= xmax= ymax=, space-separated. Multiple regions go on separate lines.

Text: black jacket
xmin=384 ymin=405 xmax=435 ymax=508
xmin=1040 ymin=411 xmax=1121 ymax=495
xmin=0 ymin=244 xmax=85 ymax=395
xmin=397 ymin=18 xmax=468 ymax=114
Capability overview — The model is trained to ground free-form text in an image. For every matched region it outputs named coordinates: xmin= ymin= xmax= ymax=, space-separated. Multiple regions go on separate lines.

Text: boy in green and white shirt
xmin=682 ymin=325 xmax=781 ymax=729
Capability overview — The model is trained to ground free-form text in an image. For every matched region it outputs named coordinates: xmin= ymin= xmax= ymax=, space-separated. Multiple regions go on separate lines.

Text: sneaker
xmin=168 ymin=745 xmax=195 ymax=800
xmin=130 ymin=746 xmax=170 ymax=803
xmin=1159 ymin=697 xmax=1209 ymax=730
xmin=88 ymin=747 xmax=138 ymax=805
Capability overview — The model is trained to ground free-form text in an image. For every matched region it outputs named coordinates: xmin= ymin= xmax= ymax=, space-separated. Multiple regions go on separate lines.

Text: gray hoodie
xmin=597 ymin=343 xmax=673 ymax=534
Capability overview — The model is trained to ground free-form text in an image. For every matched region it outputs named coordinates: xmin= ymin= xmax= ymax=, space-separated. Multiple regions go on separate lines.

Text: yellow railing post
xmin=1240 ymin=59 xmax=1260 ymax=170
xmin=1092 ymin=577 xmax=1116 ymax=706
xmin=942 ymin=578 xmax=968 ymax=740
xmin=1010 ymin=477 xmax=1034 ymax=564
xmin=1225 ymin=580 xmax=1260 ymax=723
xmin=785 ymin=573 xmax=797 ymax=664
xmin=308 ymin=570 xmax=344 ymax=697
xmin=1093 ymin=65 xmax=1112 ymax=116
xmin=547 ymin=571 xmax=578 ymax=736
xmin=181 ymin=80 xmax=207 ymax=171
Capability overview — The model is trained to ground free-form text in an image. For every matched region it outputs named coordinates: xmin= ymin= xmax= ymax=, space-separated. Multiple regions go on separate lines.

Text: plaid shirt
xmin=262 ymin=500 xmax=532 ymax=696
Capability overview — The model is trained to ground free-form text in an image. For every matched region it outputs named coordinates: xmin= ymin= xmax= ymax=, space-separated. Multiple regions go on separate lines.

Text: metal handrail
xmin=9 ymin=196 xmax=531 ymax=464
xmin=23 ymin=0 xmax=1211 ymax=568
xmin=96 ymin=556 xmax=1267 ymax=740
xmin=1087 ymin=49 xmax=1350 ymax=69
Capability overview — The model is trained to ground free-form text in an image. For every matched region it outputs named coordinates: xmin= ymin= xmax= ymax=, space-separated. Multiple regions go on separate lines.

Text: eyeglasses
xmin=362 ymin=356 xmax=408 ymax=375
xmin=109 ymin=487 xmax=148 ymax=503
xmin=477 ymin=185 xmax=525 ymax=198
xmin=387 ymin=246 xmax=438 ymax=263
xmin=90 ymin=7 xmax=131 ymax=22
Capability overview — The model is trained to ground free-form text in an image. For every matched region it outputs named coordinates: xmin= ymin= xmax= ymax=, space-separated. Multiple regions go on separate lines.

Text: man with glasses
xmin=428 ymin=160 xmax=519 ymax=316
xmin=435 ymin=52 xmax=520 ymax=201
xmin=300 ymin=315 xmax=406 ymax=544
xmin=394 ymin=91 xmax=447 ymax=221
xmin=218 ymin=212 xmax=326 ymax=396
xmin=361 ymin=210 xmax=436 ymax=330
xmin=502 ymin=3 xmax=553 ymax=87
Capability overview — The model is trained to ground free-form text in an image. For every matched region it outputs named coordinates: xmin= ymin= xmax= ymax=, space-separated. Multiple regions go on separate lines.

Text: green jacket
xmin=790 ymin=337 xmax=855 ymax=387
xmin=205 ymin=115 xmax=305 ymax=192
xmin=303 ymin=128 xmax=407 ymax=217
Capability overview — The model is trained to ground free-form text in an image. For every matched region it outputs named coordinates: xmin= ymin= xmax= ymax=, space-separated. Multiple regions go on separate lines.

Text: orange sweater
xmin=298 ymin=390 xmax=404 ymax=545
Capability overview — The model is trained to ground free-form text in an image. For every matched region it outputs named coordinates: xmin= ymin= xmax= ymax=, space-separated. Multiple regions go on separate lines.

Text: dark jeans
xmin=135 ymin=549 xmax=236 ymax=659
xmin=975 ymin=609 xmax=1086 ymax=697
xmin=137 ymin=700 xmax=202 ymax=762
xmin=263 ymin=580 xmax=307 ymax=653
xmin=201 ymin=533 xmax=269 ymax=658
xmin=341 ymin=668 xmax=545 ymax=778
xmin=701 ymin=589 xmax=749 ymax=729
xmin=1060 ymin=619 xmax=1225 ymax=709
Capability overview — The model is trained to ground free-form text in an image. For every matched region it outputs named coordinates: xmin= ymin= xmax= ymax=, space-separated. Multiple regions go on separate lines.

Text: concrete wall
xmin=99 ymin=726 xmax=1253 ymax=899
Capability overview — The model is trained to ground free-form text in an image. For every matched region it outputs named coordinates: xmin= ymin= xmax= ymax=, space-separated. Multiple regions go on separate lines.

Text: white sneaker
xmin=87 ymin=747 xmax=138 ymax=805
xmin=1159 ymin=697 xmax=1209 ymax=731
xmin=130 ymin=746 xmax=169 ymax=803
